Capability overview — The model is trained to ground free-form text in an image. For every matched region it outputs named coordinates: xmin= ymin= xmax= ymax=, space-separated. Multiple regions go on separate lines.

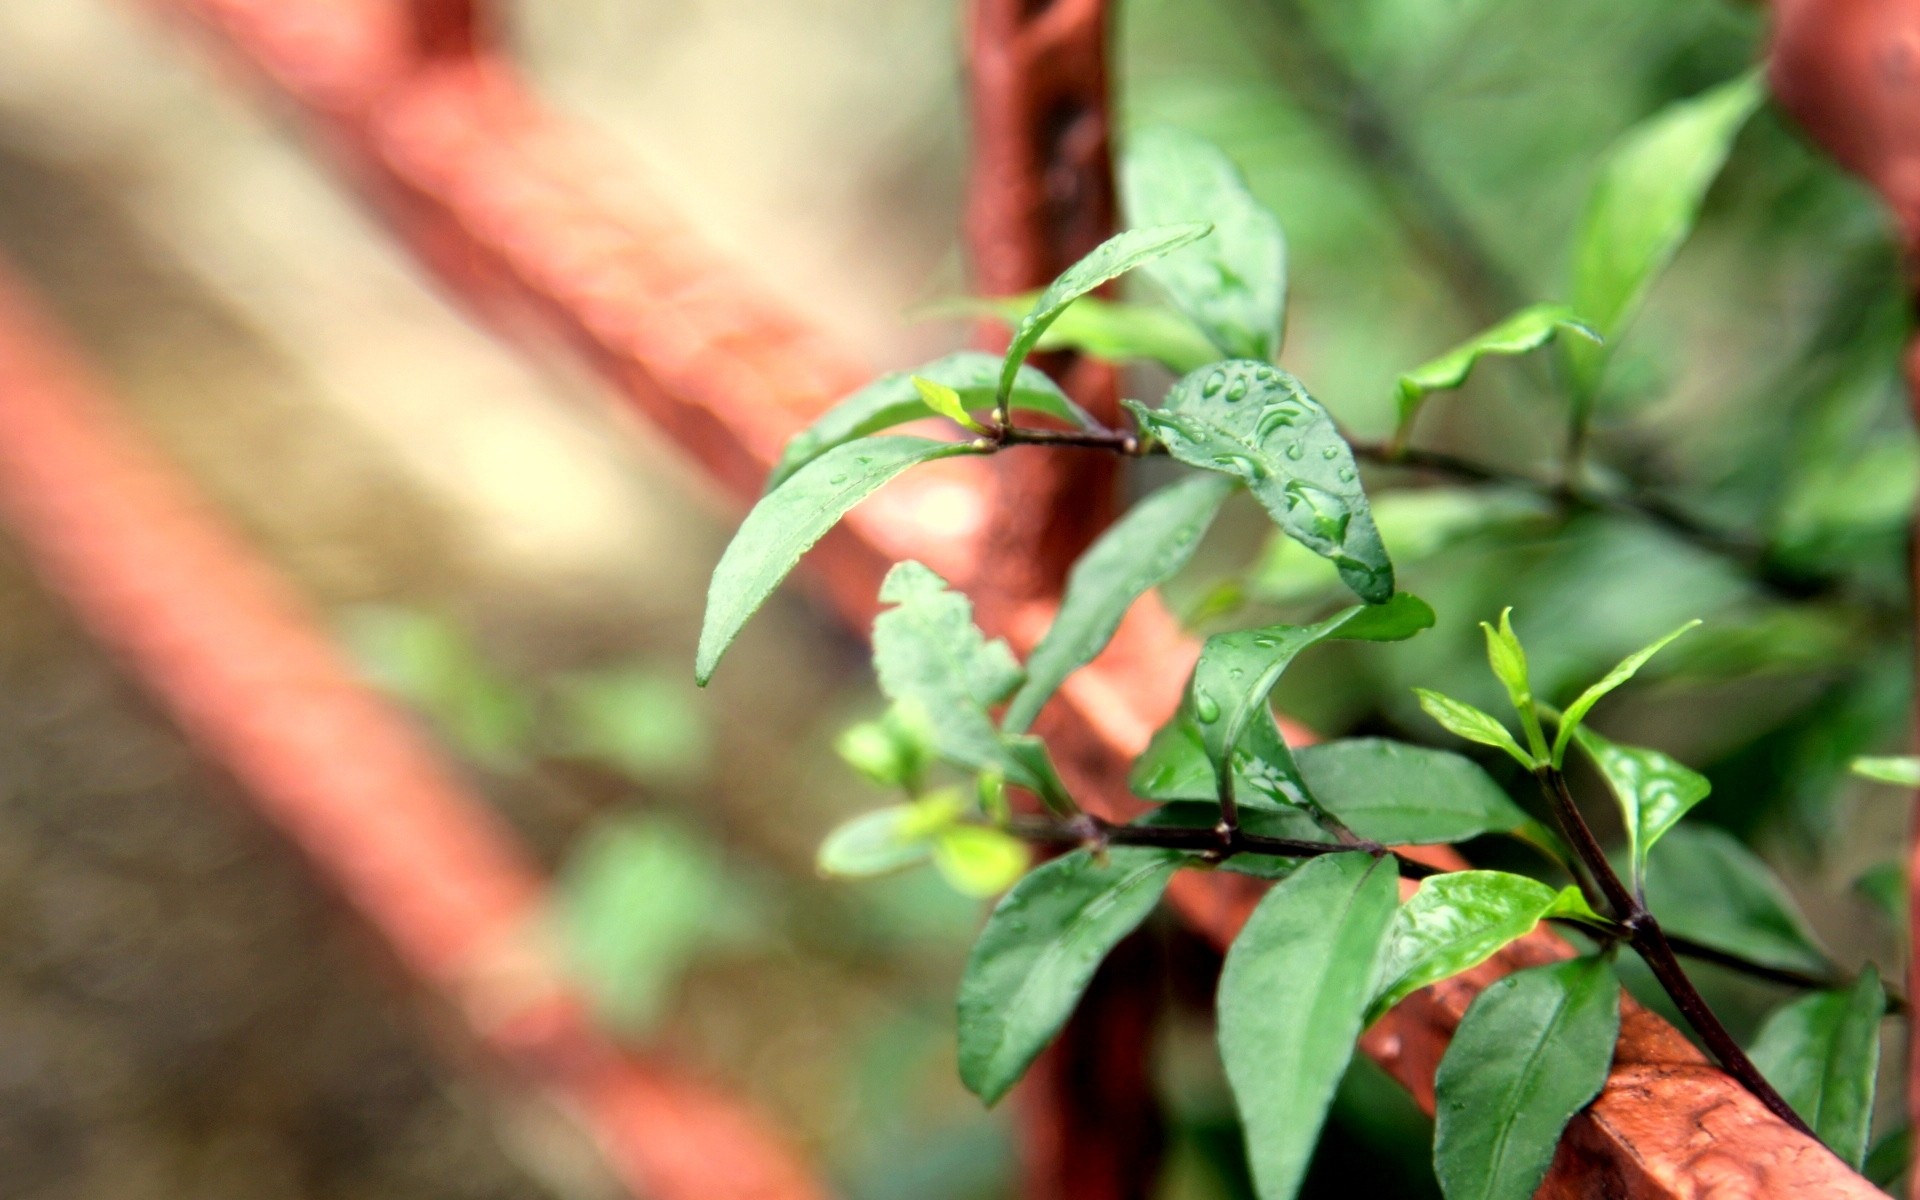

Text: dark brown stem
xmin=994 ymin=814 xmax=1441 ymax=878
xmin=1536 ymin=767 xmax=1816 ymax=1139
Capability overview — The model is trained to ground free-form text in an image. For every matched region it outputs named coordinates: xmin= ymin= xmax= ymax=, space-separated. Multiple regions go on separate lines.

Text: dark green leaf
xmin=765 ymin=352 xmax=1084 ymax=492
xmin=1567 ymin=72 xmax=1764 ymax=395
xmin=1000 ymin=224 xmax=1213 ymax=406
xmin=1864 ymin=1126 xmax=1911 ymax=1190
xmin=1643 ymin=826 xmax=1831 ymax=975
xmin=1852 ymin=863 xmax=1904 ymax=927
xmin=1396 ymin=304 xmax=1598 ymax=435
xmin=958 ymin=847 xmax=1181 ymax=1104
xmin=1131 ymin=703 xmax=1312 ymax=812
xmin=698 ymin=438 xmax=981 ymax=683
xmin=1571 ymin=726 xmax=1709 ymax=888
xmin=1122 ymin=126 xmax=1288 ymax=361
xmin=1005 ymin=475 xmax=1236 ymax=733
xmin=872 ymin=562 xmax=1072 ymax=812
xmin=1296 ymin=740 xmax=1537 ymax=846
xmin=1370 ymin=871 xmax=1567 ymax=1021
xmin=1127 ymin=362 xmax=1392 ymax=602
xmin=1220 ymin=852 xmax=1399 ymax=1200
xmin=1749 ymin=967 xmax=1884 ymax=1168
xmin=1433 ymin=957 xmax=1621 ymax=1200
xmin=1415 ymin=688 xmax=1536 ymax=768
xmin=1549 ymin=620 xmax=1700 ymax=764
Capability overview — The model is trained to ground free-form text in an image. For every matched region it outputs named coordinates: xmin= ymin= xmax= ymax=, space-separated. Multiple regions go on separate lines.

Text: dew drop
xmin=1284 ymin=481 xmax=1353 ymax=544
xmin=1226 ymin=378 xmax=1249 ymax=402
xmin=1194 ymin=692 xmax=1222 ymax=723
xmin=1284 ymin=443 xmax=1305 ymax=461
xmin=829 ymin=473 xmax=849 ymax=485
xmin=1203 ymin=371 xmax=1227 ymax=397
xmin=1337 ymin=466 xmax=1356 ymax=483
xmin=1320 ymin=445 xmax=1340 ymax=460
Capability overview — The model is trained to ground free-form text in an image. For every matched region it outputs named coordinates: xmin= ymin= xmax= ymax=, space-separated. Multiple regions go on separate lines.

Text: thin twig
xmin=994 ymin=814 xmax=1441 ymax=878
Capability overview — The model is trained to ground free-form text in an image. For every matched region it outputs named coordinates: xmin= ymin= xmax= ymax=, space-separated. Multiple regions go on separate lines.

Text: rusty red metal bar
xmin=92 ymin=0 xmax=1883 ymax=1193
xmin=0 ymin=261 xmax=824 ymax=1200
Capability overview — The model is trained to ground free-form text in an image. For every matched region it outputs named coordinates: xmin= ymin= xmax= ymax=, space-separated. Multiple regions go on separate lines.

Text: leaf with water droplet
xmin=958 ymin=847 xmax=1182 ymax=1104
xmin=1005 ymin=475 xmax=1235 ymax=733
xmin=1126 ymin=361 xmax=1392 ymax=603
xmin=698 ymin=438 xmax=984 ymax=683
xmin=1122 ymin=126 xmax=1288 ymax=361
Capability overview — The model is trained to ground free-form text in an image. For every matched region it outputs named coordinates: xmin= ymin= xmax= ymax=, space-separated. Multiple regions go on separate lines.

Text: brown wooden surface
xmin=132 ymin=0 xmax=1884 ymax=1193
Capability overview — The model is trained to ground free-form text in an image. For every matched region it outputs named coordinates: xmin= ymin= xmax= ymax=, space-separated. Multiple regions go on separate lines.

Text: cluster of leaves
xmin=695 ymin=71 xmax=1902 ymax=1200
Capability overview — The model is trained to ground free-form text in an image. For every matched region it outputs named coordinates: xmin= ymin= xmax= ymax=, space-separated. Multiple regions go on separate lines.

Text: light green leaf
xmin=698 ymin=437 xmax=982 ymax=683
xmin=1549 ymin=619 xmax=1701 ymax=764
xmin=816 ymin=791 xmax=965 ymax=879
xmin=1433 ymin=956 xmax=1621 ymax=1200
xmin=1000 ymin=223 xmax=1213 ymax=409
xmin=1416 ymin=688 xmax=1536 ymax=769
xmin=344 ymin=606 xmax=535 ymax=768
xmin=1567 ymin=72 xmax=1764 ymax=395
xmin=1005 ymin=474 xmax=1235 ymax=733
xmin=1127 ymin=362 xmax=1393 ymax=602
xmin=1643 ymin=826 xmax=1832 ymax=975
xmin=1122 ymin=126 xmax=1288 ymax=361
xmin=1482 ymin=609 xmax=1548 ymax=761
xmin=1396 ymin=304 xmax=1599 ymax=436
xmin=1571 ymin=726 xmax=1710 ymax=889
xmin=1852 ymin=756 xmax=1920 ymax=788
xmin=835 ymin=703 xmax=935 ymax=792
xmin=935 ymin=294 xmax=1222 ymax=374
xmin=553 ymin=667 xmax=709 ymax=784
xmin=765 ymin=352 xmax=1086 ymax=492
xmin=1220 ymin=852 xmax=1399 ymax=1200
xmin=957 ymin=847 xmax=1181 ymax=1104
xmin=932 ymin=825 xmax=1030 ymax=897
xmin=872 ymin=562 xmax=1072 ymax=813
xmin=1750 ymin=967 xmax=1885 ymax=1168
xmin=1189 ymin=596 xmax=1434 ymax=808
xmin=912 ymin=375 xmax=986 ymax=433
xmin=1369 ymin=871 xmax=1562 ymax=1022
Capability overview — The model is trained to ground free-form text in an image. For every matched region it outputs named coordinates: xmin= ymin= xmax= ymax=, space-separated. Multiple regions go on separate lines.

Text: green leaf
xmin=1749 ymin=967 xmax=1885 ymax=1168
xmin=1864 ymin=1126 xmax=1912 ymax=1190
xmin=1220 ymin=852 xmax=1399 ymax=1200
xmin=1433 ymin=957 xmax=1621 ymax=1200
xmin=1121 ymin=126 xmax=1288 ymax=361
xmin=1395 ymin=304 xmax=1599 ymax=436
xmin=1189 ymin=596 xmax=1434 ymax=806
xmin=1852 ymin=863 xmax=1904 ymax=927
xmin=1643 ymin=826 xmax=1832 ymax=975
xmin=912 ymin=375 xmax=986 ymax=433
xmin=1005 ymin=475 xmax=1236 ymax=733
xmin=1132 ymin=703 xmax=1312 ymax=811
xmin=934 ymin=294 xmax=1223 ymax=374
xmin=344 ymin=606 xmax=535 ymax=769
xmin=957 ymin=847 xmax=1181 ymax=1104
xmin=835 ymin=704 xmax=935 ymax=792
xmin=1571 ymin=726 xmax=1709 ymax=889
xmin=765 ymin=352 xmax=1086 ymax=492
xmin=553 ymin=667 xmax=709 ymax=784
xmin=932 ymin=825 xmax=1030 ymax=897
xmin=1549 ymin=619 xmax=1701 ymax=765
xmin=816 ymin=792 xmax=965 ymax=879
xmin=1127 ymin=362 xmax=1393 ymax=602
xmin=999 ymin=223 xmax=1213 ymax=408
xmin=1482 ymin=609 xmax=1548 ymax=761
xmin=698 ymin=437 xmax=982 ymax=683
xmin=1852 ymin=755 xmax=1920 ymax=788
xmin=1567 ymin=72 xmax=1764 ymax=395
xmin=872 ymin=562 xmax=1072 ymax=813
xmin=1369 ymin=871 xmax=1565 ymax=1022
xmin=1416 ymin=688 xmax=1536 ymax=769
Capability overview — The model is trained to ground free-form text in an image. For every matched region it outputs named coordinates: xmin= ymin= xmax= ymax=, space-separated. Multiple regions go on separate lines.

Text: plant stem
xmin=994 ymin=814 xmax=1439 ymax=878
xmin=1535 ymin=767 xmax=1816 ymax=1138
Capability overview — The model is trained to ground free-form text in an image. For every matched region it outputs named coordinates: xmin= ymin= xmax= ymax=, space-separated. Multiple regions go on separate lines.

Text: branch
xmin=994 ymin=814 xmax=1443 ymax=878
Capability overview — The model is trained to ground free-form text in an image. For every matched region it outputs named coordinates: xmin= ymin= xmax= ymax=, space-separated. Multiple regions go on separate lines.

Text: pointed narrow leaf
xmin=1122 ymin=126 xmax=1288 ymax=361
xmin=1482 ymin=609 xmax=1548 ymax=761
xmin=1572 ymin=726 xmax=1709 ymax=887
xmin=1006 ymin=475 xmax=1236 ymax=733
xmin=958 ymin=847 xmax=1181 ymax=1103
xmin=1220 ymin=852 xmax=1399 ymax=1200
xmin=1131 ymin=703 xmax=1314 ymax=812
xmin=1416 ymin=688 xmax=1536 ymax=768
xmin=816 ymin=792 xmax=965 ymax=878
xmin=872 ymin=562 xmax=1072 ymax=812
xmin=999 ymin=223 xmax=1213 ymax=406
xmin=912 ymin=375 xmax=985 ymax=433
xmin=1127 ymin=362 xmax=1392 ymax=602
xmin=1396 ymin=304 xmax=1598 ymax=433
xmin=1567 ymin=71 xmax=1764 ymax=393
xmin=1750 ymin=967 xmax=1885 ymax=1168
xmin=1550 ymin=619 xmax=1701 ymax=764
xmin=1190 ymin=596 xmax=1433 ymax=801
xmin=1369 ymin=871 xmax=1561 ymax=1022
xmin=1434 ymin=956 xmax=1621 ymax=1200
xmin=698 ymin=438 xmax=981 ymax=683
xmin=936 ymin=294 xmax=1222 ymax=374
xmin=766 ymin=352 xmax=1087 ymax=491
xmin=1643 ymin=826 xmax=1831 ymax=975
xmin=1852 ymin=755 xmax=1920 ymax=788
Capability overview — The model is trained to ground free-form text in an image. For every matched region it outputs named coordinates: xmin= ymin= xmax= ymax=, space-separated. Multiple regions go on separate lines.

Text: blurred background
xmin=0 ymin=1 xmax=1910 ymax=1198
